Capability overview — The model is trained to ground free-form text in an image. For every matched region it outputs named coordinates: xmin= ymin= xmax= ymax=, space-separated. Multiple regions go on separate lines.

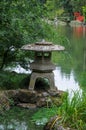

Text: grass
xmin=57 ymin=91 xmax=86 ymax=130
xmin=32 ymin=106 xmax=58 ymax=122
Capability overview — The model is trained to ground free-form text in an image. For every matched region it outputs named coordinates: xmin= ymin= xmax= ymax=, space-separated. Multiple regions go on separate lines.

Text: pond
xmin=2 ymin=24 xmax=86 ymax=130
xmin=0 ymin=107 xmax=43 ymax=130
xmin=54 ymin=24 xmax=86 ymax=95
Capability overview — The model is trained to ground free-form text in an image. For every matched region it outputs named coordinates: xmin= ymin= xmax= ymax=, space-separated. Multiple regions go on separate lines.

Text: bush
xmin=0 ymin=71 xmax=28 ymax=90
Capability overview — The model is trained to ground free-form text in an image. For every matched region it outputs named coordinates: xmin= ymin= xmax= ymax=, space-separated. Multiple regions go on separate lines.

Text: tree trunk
xmin=0 ymin=49 xmax=9 ymax=70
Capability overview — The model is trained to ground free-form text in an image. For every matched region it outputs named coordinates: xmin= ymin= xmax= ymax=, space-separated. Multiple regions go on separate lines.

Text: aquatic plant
xmin=58 ymin=91 xmax=86 ymax=130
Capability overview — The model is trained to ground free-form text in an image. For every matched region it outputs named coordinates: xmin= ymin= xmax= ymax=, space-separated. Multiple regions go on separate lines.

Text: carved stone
xmin=21 ymin=41 xmax=65 ymax=90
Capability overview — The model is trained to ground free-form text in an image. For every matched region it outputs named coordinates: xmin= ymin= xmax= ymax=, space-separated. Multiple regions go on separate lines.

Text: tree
xmin=71 ymin=0 xmax=86 ymax=13
xmin=0 ymin=0 xmax=46 ymax=69
xmin=60 ymin=0 xmax=74 ymax=20
xmin=82 ymin=6 xmax=86 ymax=23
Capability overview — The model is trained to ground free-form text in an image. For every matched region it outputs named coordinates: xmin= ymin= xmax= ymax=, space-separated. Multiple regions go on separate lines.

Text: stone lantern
xmin=21 ymin=40 xmax=65 ymax=91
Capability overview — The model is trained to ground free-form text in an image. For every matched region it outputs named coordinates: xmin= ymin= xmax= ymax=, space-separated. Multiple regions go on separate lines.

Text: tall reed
xmin=58 ymin=91 xmax=86 ymax=130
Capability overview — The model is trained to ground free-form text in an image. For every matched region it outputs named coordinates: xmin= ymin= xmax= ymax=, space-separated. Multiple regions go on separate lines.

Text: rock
xmin=43 ymin=116 xmax=62 ymax=130
xmin=42 ymin=92 xmax=49 ymax=97
xmin=51 ymin=97 xmax=62 ymax=106
xmin=16 ymin=89 xmax=58 ymax=107
xmin=35 ymin=118 xmax=48 ymax=126
xmin=43 ymin=115 xmax=76 ymax=130
xmin=17 ymin=89 xmax=38 ymax=103
xmin=37 ymin=98 xmax=47 ymax=107
xmin=0 ymin=89 xmax=64 ymax=110
xmin=47 ymin=89 xmax=61 ymax=97
xmin=5 ymin=90 xmax=19 ymax=98
xmin=17 ymin=103 xmax=37 ymax=109
xmin=56 ymin=125 xmax=65 ymax=130
xmin=0 ymin=91 xmax=10 ymax=113
xmin=37 ymin=93 xmax=42 ymax=97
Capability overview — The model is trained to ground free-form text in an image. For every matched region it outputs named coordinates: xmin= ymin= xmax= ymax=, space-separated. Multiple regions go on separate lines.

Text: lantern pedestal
xmin=29 ymin=72 xmax=55 ymax=91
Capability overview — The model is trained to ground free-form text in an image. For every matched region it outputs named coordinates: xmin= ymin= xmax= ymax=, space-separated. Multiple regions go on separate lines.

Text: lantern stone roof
xmin=21 ymin=41 xmax=65 ymax=52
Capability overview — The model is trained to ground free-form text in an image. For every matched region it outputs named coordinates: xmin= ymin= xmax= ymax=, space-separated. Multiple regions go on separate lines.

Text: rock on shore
xmin=0 ymin=89 xmax=64 ymax=112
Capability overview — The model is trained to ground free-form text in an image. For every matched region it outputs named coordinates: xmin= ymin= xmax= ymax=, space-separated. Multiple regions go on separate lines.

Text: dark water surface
xmin=0 ymin=107 xmax=43 ymax=130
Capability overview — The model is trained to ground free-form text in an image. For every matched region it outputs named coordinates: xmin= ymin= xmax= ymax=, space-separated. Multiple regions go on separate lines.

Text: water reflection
xmin=73 ymin=25 xmax=86 ymax=38
xmin=0 ymin=120 xmax=28 ymax=130
xmin=54 ymin=67 xmax=81 ymax=95
xmin=0 ymin=107 xmax=43 ymax=130
xmin=0 ymin=120 xmax=44 ymax=130
xmin=56 ymin=25 xmax=86 ymax=92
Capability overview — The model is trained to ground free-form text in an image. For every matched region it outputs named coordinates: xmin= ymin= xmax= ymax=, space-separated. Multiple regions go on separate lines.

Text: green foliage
xmin=0 ymin=0 xmax=47 ymax=69
xmin=58 ymin=91 xmax=86 ymax=129
xmin=0 ymin=71 xmax=28 ymax=90
xmin=0 ymin=0 xmax=76 ymax=69
xmin=32 ymin=91 xmax=86 ymax=129
xmin=71 ymin=0 xmax=86 ymax=12
xmin=44 ymin=0 xmax=86 ymax=20
xmin=60 ymin=0 xmax=74 ymax=20
xmin=32 ymin=107 xmax=57 ymax=123
xmin=79 ymin=72 xmax=86 ymax=89
xmin=44 ymin=0 xmax=64 ymax=20
xmin=0 ymin=0 xmax=44 ymax=47
xmin=82 ymin=6 xmax=86 ymax=22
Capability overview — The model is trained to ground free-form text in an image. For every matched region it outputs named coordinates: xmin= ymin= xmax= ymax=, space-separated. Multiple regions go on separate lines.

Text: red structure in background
xmin=74 ymin=12 xmax=84 ymax=22
xmin=73 ymin=26 xmax=86 ymax=37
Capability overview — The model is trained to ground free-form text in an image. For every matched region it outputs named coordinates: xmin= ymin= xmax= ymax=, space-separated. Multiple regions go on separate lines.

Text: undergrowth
xmin=32 ymin=91 xmax=86 ymax=130
xmin=58 ymin=91 xmax=86 ymax=130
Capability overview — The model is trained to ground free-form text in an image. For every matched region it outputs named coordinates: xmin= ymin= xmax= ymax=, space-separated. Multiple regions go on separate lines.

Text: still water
xmin=2 ymin=25 xmax=86 ymax=130
xmin=54 ymin=25 xmax=86 ymax=94
xmin=0 ymin=107 xmax=43 ymax=130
